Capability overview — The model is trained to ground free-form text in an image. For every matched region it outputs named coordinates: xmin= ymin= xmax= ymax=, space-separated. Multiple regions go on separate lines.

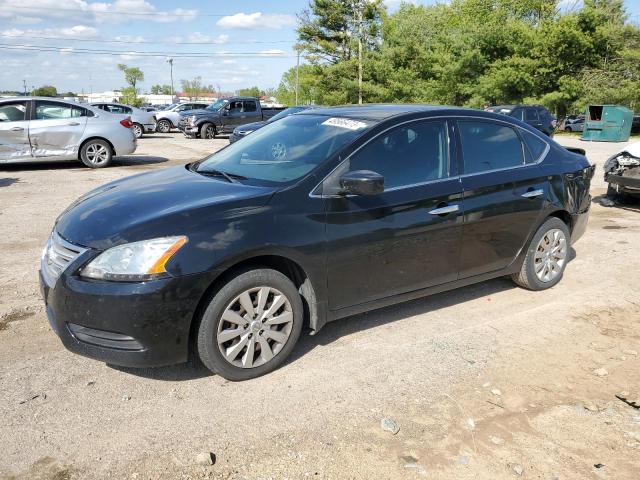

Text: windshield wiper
xmin=198 ymin=168 xmax=246 ymax=184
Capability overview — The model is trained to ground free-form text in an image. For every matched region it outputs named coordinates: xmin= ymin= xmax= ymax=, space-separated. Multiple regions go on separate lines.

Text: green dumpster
xmin=581 ymin=105 xmax=633 ymax=142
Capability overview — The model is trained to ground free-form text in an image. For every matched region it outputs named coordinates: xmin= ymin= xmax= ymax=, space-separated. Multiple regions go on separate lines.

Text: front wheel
xmin=564 ymin=126 xmax=572 ymax=132
xmin=200 ymin=123 xmax=216 ymax=139
xmin=80 ymin=139 xmax=112 ymax=168
xmin=132 ymin=123 xmax=143 ymax=139
xmin=156 ymin=119 xmax=171 ymax=133
xmin=197 ymin=269 xmax=303 ymax=381
xmin=511 ymin=217 xmax=570 ymax=291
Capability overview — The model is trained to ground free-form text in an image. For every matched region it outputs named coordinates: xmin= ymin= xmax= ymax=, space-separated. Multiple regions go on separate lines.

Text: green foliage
xmin=150 ymin=84 xmax=173 ymax=95
xmin=32 ymin=85 xmax=57 ymax=97
xmin=282 ymin=0 xmax=640 ymax=115
xmin=180 ymin=77 xmax=216 ymax=100
xmin=238 ymin=86 xmax=263 ymax=97
xmin=118 ymin=64 xmax=144 ymax=90
xmin=120 ymin=87 xmax=144 ymax=107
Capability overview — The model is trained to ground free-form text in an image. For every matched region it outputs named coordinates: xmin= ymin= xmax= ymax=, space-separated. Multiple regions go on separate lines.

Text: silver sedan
xmin=0 ymin=97 xmax=136 ymax=168
xmin=90 ymin=102 xmax=156 ymax=139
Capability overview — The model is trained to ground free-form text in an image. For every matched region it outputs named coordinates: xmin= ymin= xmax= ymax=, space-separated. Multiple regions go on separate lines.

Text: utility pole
xmin=295 ymin=45 xmax=301 ymax=105
xmin=22 ymin=79 xmax=27 ymax=96
xmin=167 ymin=58 xmax=174 ymax=97
xmin=357 ymin=0 xmax=363 ymax=105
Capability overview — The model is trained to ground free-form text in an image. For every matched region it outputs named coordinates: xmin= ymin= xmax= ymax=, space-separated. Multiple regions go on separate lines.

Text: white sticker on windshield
xmin=322 ymin=117 xmax=367 ymax=130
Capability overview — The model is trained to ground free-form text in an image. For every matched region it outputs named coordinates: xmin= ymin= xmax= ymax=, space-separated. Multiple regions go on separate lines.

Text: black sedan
xmin=40 ymin=105 xmax=594 ymax=380
xmin=228 ymin=105 xmax=314 ymax=143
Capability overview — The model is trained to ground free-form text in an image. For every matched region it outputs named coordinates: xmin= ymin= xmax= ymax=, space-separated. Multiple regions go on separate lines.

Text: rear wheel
xmin=197 ymin=269 xmax=303 ymax=381
xmin=157 ymin=119 xmax=171 ymax=133
xmin=564 ymin=126 xmax=572 ymax=132
xmin=511 ymin=217 xmax=570 ymax=291
xmin=80 ymin=139 xmax=112 ymax=168
xmin=200 ymin=123 xmax=216 ymax=139
xmin=132 ymin=123 xmax=143 ymax=139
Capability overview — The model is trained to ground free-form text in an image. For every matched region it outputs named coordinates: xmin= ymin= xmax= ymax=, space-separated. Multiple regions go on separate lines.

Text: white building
xmin=77 ymin=90 xmax=122 ymax=103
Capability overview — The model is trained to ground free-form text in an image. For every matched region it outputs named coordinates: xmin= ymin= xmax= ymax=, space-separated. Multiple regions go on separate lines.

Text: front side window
xmin=228 ymin=101 xmax=243 ymax=114
xmin=458 ymin=120 xmax=524 ymax=174
xmin=525 ymin=109 xmax=539 ymax=121
xmin=0 ymin=102 xmax=27 ymax=122
xmin=196 ymin=114 xmax=371 ymax=185
xmin=347 ymin=120 xmax=449 ymax=190
xmin=35 ymin=101 xmax=85 ymax=120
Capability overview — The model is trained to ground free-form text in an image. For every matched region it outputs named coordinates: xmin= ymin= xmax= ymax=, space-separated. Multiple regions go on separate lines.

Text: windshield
xmin=196 ymin=114 xmax=372 ymax=185
xmin=267 ymin=107 xmax=307 ymax=123
xmin=206 ymin=99 xmax=229 ymax=111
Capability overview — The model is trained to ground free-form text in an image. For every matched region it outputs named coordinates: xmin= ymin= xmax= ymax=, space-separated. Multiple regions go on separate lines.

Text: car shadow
xmin=0 ymin=156 xmax=169 ymax=171
xmin=592 ymin=193 xmax=640 ymax=212
xmin=0 ymin=177 xmax=20 ymax=187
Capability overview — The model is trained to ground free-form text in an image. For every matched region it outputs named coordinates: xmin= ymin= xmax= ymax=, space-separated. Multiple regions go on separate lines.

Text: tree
xmin=117 ymin=64 xmax=144 ymax=103
xmin=150 ymin=84 xmax=173 ymax=95
xmin=120 ymin=87 xmax=144 ymax=107
xmin=32 ymin=85 xmax=57 ymax=97
xmin=238 ymin=86 xmax=262 ymax=97
xmin=180 ymin=77 xmax=215 ymax=100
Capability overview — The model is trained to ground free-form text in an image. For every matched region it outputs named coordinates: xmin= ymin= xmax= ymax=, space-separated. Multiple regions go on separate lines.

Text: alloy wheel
xmin=534 ymin=228 xmax=567 ymax=282
xmin=204 ymin=125 xmax=215 ymax=139
xmin=133 ymin=124 xmax=143 ymax=138
xmin=157 ymin=120 xmax=170 ymax=133
xmin=85 ymin=143 xmax=110 ymax=166
xmin=216 ymin=286 xmax=294 ymax=369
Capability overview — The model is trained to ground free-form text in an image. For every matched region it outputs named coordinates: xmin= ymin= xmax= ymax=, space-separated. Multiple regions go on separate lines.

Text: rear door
xmin=0 ymin=100 xmax=31 ymax=162
xmin=323 ymin=119 xmax=464 ymax=309
xmin=242 ymin=99 xmax=261 ymax=123
xmin=456 ymin=119 xmax=547 ymax=278
xmin=29 ymin=101 xmax=88 ymax=159
xmin=524 ymin=108 xmax=543 ymax=133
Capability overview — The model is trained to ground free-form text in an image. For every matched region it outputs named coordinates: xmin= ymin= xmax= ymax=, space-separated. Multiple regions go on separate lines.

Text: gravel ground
xmin=1 ymin=132 xmax=639 ymax=480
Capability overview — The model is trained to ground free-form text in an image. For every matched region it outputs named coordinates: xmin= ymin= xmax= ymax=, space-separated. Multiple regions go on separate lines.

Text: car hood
xmin=235 ymin=121 xmax=266 ymax=133
xmin=180 ymin=109 xmax=216 ymax=117
xmin=55 ymin=166 xmax=275 ymax=250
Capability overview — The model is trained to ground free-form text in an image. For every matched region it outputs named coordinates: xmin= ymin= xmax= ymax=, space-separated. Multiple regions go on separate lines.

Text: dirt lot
xmin=1 ymin=132 xmax=639 ymax=480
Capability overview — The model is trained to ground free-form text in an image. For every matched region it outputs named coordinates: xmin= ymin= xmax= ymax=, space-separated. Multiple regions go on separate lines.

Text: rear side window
xmin=348 ymin=120 xmax=449 ymax=190
xmin=35 ymin=101 xmax=86 ymax=120
xmin=521 ymin=130 xmax=548 ymax=163
xmin=243 ymin=101 xmax=257 ymax=112
xmin=458 ymin=121 xmax=524 ymax=174
xmin=525 ymin=109 xmax=539 ymax=121
xmin=0 ymin=102 xmax=26 ymax=122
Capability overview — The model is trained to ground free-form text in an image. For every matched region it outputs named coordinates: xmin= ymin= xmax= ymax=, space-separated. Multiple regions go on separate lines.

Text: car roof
xmin=297 ymin=104 xmax=477 ymax=121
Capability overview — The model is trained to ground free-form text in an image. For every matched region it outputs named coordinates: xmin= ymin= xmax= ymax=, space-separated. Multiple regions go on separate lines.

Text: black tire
xmin=157 ymin=119 xmax=172 ymax=133
xmin=200 ymin=123 xmax=216 ymax=140
xmin=564 ymin=126 xmax=572 ymax=132
xmin=511 ymin=217 xmax=571 ymax=291
xmin=79 ymin=139 xmax=113 ymax=168
xmin=132 ymin=123 xmax=143 ymax=139
xmin=607 ymin=183 xmax=633 ymax=204
xmin=197 ymin=268 xmax=303 ymax=381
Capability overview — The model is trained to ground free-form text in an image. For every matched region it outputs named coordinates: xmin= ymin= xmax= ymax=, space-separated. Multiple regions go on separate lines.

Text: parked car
xmin=632 ymin=115 xmax=640 ymax=134
xmin=40 ymin=105 xmax=594 ymax=380
xmin=155 ymin=102 xmax=209 ymax=133
xmin=0 ymin=97 xmax=136 ymax=168
xmin=229 ymin=106 xmax=316 ymax=143
xmin=563 ymin=117 xmax=584 ymax=132
xmin=178 ymin=97 xmax=286 ymax=139
xmin=90 ymin=103 xmax=156 ymax=139
xmin=485 ymin=104 xmax=557 ymax=136
xmin=604 ymin=140 xmax=640 ymax=201
xmin=139 ymin=106 xmax=157 ymax=112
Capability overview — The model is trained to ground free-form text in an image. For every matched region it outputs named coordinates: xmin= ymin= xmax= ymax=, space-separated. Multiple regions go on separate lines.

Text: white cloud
xmin=58 ymin=47 xmax=74 ymax=55
xmin=186 ymin=33 xmax=229 ymax=44
xmin=217 ymin=12 xmax=296 ymax=30
xmin=258 ymin=49 xmax=286 ymax=56
xmin=0 ymin=25 xmax=98 ymax=39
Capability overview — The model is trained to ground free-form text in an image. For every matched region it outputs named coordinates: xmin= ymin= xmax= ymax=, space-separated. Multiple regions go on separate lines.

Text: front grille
xmin=41 ymin=232 xmax=87 ymax=288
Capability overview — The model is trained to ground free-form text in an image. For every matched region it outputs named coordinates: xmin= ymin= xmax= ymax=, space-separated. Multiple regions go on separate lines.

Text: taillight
xmin=120 ymin=117 xmax=133 ymax=128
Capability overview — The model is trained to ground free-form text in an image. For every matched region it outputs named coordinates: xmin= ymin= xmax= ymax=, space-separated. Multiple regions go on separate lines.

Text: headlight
xmin=81 ymin=236 xmax=187 ymax=281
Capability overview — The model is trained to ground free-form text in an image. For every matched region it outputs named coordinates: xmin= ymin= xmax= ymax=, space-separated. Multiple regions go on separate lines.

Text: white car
xmin=90 ymin=102 xmax=156 ymax=139
xmin=155 ymin=102 xmax=209 ymax=133
xmin=0 ymin=97 xmax=136 ymax=168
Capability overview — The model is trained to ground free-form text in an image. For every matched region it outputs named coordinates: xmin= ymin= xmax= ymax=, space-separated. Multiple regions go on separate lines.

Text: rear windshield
xmin=196 ymin=114 xmax=372 ymax=185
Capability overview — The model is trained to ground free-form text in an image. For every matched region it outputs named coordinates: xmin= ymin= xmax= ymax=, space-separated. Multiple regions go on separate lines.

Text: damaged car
xmin=604 ymin=141 xmax=640 ymax=201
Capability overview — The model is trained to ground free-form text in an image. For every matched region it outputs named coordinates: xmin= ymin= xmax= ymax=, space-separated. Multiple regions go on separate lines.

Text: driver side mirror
xmin=339 ymin=170 xmax=384 ymax=196
xmin=222 ymin=109 xmax=230 ymax=116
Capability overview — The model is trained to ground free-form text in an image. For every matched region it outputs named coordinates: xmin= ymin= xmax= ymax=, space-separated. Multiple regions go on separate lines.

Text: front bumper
xmin=606 ymin=173 xmax=640 ymax=193
xmin=143 ymin=123 xmax=156 ymax=133
xmin=40 ymin=261 xmax=213 ymax=368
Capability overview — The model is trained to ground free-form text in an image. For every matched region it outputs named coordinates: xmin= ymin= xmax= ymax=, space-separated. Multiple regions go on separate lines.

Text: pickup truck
xmin=178 ymin=97 xmax=285 ymax=139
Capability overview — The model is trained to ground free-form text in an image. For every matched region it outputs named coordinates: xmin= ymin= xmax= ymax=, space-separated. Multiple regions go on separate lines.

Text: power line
xmin=2 ymin=5 xmax=227 ymax=17
xmin=0 ymin=34 xmax=296 ymax=46
xmin=0 ymin=43 xmax=294 ymax=58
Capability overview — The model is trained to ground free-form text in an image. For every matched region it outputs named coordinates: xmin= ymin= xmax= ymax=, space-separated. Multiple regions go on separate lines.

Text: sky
xmin=0 ymin=0 xmax=639 ymax=95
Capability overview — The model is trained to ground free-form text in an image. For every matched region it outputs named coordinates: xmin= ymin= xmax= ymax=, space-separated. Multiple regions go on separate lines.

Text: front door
xmin=323 ymin=119 xmax=464 ymax=310
xmin=0 ymin=101 xmax=31 ymax=162
xmin=456 ymin=119 xmax=547 ymax=278
xmin=30 ymin=100 xmax=88 ymax=159
xmin=221 ymin=100 xmax=247 ymax=133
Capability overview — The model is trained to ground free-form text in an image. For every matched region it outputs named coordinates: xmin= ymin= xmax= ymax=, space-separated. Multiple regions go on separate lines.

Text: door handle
xmin=521 ymin=188 xmax=544 ymax=199
xmin=67 ymin=122 xmax=80 ymax=126
xmin=429 ymin=204 xmax=460 ymax=215
xmin=10 ymin=126 xmax=24 ymax=131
